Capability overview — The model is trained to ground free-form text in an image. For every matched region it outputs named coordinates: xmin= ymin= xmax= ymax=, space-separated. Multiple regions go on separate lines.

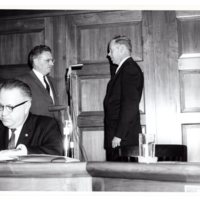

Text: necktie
xmin=8 ymin=129 xmax=16 ymax=149
xmin=43 ymin=76 xmax=50 ymax=94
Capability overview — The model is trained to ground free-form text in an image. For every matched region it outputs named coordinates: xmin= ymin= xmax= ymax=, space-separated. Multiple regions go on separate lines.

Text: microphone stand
xmin=66 ymin=66 xmax=74 ymax=158
xmin=65 ymin=64 xmax=83 ymax=159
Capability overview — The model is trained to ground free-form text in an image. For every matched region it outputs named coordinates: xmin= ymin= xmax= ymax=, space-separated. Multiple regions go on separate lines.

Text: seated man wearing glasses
xmin=17 ymin=45 xmax=59 ymax=119
xmin=0 ymin=79 xmax=64 ymax=157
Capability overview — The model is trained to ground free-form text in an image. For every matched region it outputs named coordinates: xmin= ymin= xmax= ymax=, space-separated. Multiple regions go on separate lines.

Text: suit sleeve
xmin=115 ymin=64 xmax=142 ymax=140
xmin=27 ymin=118 xmax=64 ymax=156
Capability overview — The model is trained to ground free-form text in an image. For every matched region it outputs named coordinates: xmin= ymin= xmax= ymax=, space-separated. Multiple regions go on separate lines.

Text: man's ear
xmin=25 ymin=100 xmax=32 ymax=114
xmin=33 ymin=57 xmax=39 ymax=66
xmin=119 ymin=44 xmax=126 ymax=54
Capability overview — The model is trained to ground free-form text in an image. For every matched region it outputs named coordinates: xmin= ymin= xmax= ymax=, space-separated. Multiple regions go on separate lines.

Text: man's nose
xmin=1 ymin=108 xmax=9 ymax=116
xmin=49 ymin=60 xmax=54 ymax=65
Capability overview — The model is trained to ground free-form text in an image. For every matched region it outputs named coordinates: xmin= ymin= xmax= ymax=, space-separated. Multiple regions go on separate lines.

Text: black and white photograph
xmin=1 ymin=0 xmax=200 ymax=198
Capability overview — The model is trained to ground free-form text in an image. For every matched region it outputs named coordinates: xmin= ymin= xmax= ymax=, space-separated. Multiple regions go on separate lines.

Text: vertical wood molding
xmin=150 ymin=11 xmax=180 ymax=143
xmin=45 ymin=16 xmax=68 ymax=107
xmin=142 ymin=11 xmax=156 ymax=137
xmin=65 ymin=15 xmax=78 ymax=67
xmin=45 ymin=17 xmax=54 ymax=76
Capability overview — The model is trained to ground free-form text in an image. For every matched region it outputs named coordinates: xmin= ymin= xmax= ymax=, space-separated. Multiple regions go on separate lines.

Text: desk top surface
xmin=1 ymin=161 xmax=200 ymax=183
xmin=86 ymin=161 xmax=200 ymax=183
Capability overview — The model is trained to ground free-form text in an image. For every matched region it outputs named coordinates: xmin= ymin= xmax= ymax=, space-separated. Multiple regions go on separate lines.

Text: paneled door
xmin=69 ymin=11 xmax=146 ymax=161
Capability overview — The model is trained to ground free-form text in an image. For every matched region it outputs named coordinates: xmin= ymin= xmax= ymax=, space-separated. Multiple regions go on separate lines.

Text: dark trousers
xmin=106 ymin=148 xmax=120 ymax=161
xmin=106 ymin=147 xmax=138 ymax=162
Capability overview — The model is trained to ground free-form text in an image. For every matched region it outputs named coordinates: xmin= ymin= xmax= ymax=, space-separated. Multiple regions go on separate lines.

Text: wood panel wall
xmin=45 ymin=16 xmax=68 ymax=106
xmin=1 ymin=10 xmax=200 ymax=161
xmin=0 ymin=15 xmax=69 ymax=116
xmin=0 ymin=18 xmax=44 ymax=65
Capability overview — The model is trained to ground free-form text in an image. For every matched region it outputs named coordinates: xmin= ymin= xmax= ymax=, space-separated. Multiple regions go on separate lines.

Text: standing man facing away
xmin=0 ymin=79 xmax=63 ymax=157
xmin=104 ymin=35 xmax=144 ymax=161
xmin=17 ymin=45 xmax=59 ymax=119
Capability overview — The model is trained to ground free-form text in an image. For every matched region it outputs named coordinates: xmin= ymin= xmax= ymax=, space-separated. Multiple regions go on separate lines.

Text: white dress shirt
xmin=9 ymin=125 xmax=27 ymax=155
xmin=9 ymin=125 xmax=23 ymax=146
xmin=32 ymin=69 xmax=55 ymax=103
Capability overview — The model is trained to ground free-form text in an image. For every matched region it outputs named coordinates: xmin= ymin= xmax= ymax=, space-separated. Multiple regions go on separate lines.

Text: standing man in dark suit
xmin=17 ymin=45 xmax=59 ymax=119
xmin=0 ymin=79 xmax=63 ymax=157
xmin=104 ymin=35 xmax=144 ymax=161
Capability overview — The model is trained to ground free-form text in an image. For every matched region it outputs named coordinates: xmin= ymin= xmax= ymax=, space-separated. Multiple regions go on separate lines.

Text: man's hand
xmin=0 ymin=144 xmax=27 ymax=159
xmin=112 ymin=137 xmax=121 ymax=148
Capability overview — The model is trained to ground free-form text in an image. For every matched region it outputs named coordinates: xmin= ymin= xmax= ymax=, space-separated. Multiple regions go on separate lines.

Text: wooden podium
xmin=1 ymin=161 xmax=200 ymax=191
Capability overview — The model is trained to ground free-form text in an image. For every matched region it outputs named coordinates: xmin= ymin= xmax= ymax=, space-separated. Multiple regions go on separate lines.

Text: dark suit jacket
xmin=17 ymin=71 xmax=59 ymax=119
xmin=0 ymin=113 xmax=64 ymax=155
xmin=104 ymin=57 xmax=144 ymax=149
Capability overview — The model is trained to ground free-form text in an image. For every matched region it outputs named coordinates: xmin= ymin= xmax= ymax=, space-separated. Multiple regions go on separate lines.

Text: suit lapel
xmin=17 ymin=114 xmax=33 ymax=146
xmin=30 ymin=71 xmax=45 ymax=90
xmin=105 ymin=57 xmax=133 ymax=99
xmin=106 ymin=62 xmax=123 ymax=96
xmin=46 ymin=75 xmax=57 ymax=101
xmin=30 ymin=71 xmax=54 ymax=100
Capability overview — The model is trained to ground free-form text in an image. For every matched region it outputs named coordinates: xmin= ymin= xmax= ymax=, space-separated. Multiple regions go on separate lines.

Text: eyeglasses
xmin=0 ymin=100 xmax=28 ymax=114
xmin=44 ymin=58 xmax=55 ymax=64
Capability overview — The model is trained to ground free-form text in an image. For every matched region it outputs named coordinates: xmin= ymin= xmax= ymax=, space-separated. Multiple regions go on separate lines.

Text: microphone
xmin=69 ymin=64 xmax=83 ymax=70
xmin=66 ymin=64 xmax=83 ymax=77
xmin=66 ymin=64 xmax=83 ymax=85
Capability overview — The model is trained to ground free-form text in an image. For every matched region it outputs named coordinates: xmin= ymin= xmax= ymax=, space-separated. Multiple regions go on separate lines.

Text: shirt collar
xmin=32 ymin=68 xmax=44 ymax=80
xmin=115 ymin=56 xmax=131 ymax=74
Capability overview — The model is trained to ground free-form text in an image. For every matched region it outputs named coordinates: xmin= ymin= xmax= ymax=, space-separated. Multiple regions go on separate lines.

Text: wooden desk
xmin=87 ymin=162 xmax=200 ymax=192
xmin=1 ymin=161 xmax=200 ymax=191
xmin=0 ymin=162 xmax=92 ymax=191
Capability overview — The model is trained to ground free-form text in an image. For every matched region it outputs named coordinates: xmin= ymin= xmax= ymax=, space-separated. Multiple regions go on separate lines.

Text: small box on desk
xmin=138 ymin=156 xmax=158 ymax=163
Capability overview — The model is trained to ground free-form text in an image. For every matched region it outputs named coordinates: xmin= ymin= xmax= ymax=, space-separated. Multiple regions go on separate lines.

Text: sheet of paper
xmin=18 ymin=154 xmax=79 ymax=163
